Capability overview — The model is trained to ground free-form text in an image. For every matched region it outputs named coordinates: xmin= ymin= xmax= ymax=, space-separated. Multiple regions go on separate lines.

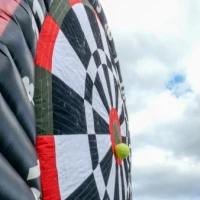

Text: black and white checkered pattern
xmin=51 ymin=2 xmax=131 ymax=199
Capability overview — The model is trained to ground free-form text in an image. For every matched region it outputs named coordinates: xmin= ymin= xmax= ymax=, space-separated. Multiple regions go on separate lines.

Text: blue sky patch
xmin=166 ymin=74 xmax=192 ymax=97
xmin=166 ymin=74 xmax=185 ymax=90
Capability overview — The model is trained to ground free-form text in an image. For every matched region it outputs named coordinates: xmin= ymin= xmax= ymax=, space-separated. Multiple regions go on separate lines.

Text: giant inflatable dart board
xmin=0 ymin=0 xmax=132 ymax=200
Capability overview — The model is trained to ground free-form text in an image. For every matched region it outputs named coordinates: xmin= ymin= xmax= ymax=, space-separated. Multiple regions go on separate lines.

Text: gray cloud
xmin=131 ymin=93 xmax=200 ymax=159
xmin=133 ymin=162 xmax=200 ymax=200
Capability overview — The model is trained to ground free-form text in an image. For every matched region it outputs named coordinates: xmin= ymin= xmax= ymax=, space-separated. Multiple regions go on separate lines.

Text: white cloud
xmin=132 ymin=146 xmax=196 ymax=169
xmin=129 ymin=110 xmax=153 ymax=134
xmin=101 ymin=0 xmax=182 ymax=36
xmin=129 ymin=91 xmax=185 ymax=135
xmin=186 ymin=44 xmax=200 ymax=93
xmin=134 ymin=58 xmax=170 ymax=89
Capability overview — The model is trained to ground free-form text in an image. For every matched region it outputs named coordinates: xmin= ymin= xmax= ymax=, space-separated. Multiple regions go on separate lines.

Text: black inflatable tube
xmin=24 ymin=0 xmax=47 ymax=29
xmin=0 ymin=93 xmax=41 ymax=197
xmin=0 ymin=43 xmax=35 ymax=144
xmin=1 ymin=16 xmax=35 ymax=86
xmin=13 ymin=0 xmax=39 ymax=58
xmin=0 ymin=154 xmax=36 ymax=200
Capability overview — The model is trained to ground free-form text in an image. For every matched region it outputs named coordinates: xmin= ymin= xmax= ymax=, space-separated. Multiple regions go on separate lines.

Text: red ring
xmin=109 ymin=108 xmax=122 ymax=165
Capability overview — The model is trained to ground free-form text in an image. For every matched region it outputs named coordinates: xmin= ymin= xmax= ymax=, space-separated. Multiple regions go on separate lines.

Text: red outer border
xmin=37 ymin=136 xmax=61 ymax=200
xmin=69 ymin=0 xmax=82 ymax=6
xmin=35 ymin=15 xmax=59 ymax=72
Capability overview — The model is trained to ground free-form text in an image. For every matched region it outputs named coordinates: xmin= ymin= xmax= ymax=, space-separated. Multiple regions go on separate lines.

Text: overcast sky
xmin=101 ymin=0 xmax=200 ymax=199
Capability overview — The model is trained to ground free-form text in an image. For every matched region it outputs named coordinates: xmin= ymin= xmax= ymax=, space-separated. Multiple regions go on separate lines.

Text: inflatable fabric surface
xmin=0 ymin=0 xmax=131 ymax=200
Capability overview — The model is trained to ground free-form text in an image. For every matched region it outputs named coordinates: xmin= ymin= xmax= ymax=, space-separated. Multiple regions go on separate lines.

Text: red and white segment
xmin=37 ymin=135 xmax=94 ymax=200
